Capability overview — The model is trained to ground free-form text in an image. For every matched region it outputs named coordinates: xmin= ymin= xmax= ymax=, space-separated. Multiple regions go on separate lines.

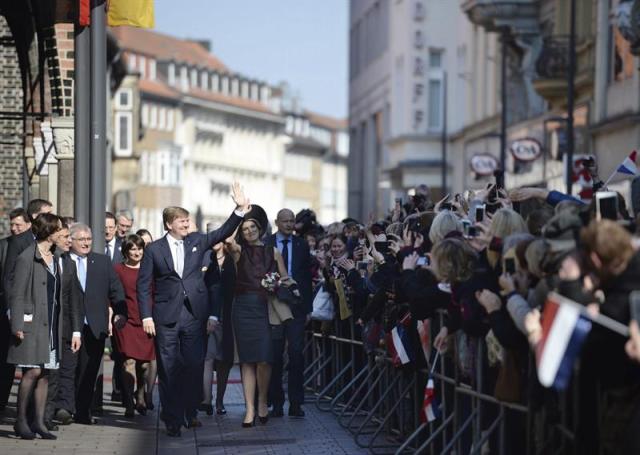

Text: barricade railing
xmin=301 ymin=310 xmax=541 ymax=454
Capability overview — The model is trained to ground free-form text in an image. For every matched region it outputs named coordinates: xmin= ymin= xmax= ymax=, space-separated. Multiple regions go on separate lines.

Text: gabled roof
xmin=138 ymin=79 xmax=180 ymax=101
xmin=110 ymin=26 xmax=227 ymax=72
xmin=186 ymin=87 xmax=272 ymax=114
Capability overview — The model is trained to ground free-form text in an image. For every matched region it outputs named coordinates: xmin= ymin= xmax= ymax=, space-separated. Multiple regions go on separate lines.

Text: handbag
xmin=268 ymin=296 xmax=293 ymax=325
xmin=276 ymin=283 xmax=302 ymax=307
xmin=311 ymin=283 xmax=334 ymax=321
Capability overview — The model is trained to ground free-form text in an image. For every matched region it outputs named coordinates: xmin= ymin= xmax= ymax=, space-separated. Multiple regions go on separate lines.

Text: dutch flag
xmin=535 ymin=294 xmax=592 ymax=390
xmin=421 ymin=378 xmax=440 ymax=422
xmin=616 ymin=150 xmax=638 ymax=176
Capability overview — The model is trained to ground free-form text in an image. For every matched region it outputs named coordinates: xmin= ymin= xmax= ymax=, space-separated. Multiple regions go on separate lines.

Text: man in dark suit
xmin=137 ymin=182 xmax=249 ymax=437
xmin=104 ymin=212 xmax=124 ymax=264
xmin=0 ymin=202 xmax=49 ymax=412
xmin=54 ymin=223 xmax=126 ymax=425
xmin=115 ymin=210 xmax=134 ymax=239
xmin=267 ymin=208 xmax=313 ymax=418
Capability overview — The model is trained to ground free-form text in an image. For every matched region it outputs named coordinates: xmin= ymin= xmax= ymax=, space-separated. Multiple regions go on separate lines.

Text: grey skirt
xmin=231 ymin=293 xmax=272 ymax=363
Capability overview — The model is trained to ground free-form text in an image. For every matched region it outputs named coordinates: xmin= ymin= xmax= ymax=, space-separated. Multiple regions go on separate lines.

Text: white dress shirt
xmin=67 ymin=252 xmax=84 ymax=339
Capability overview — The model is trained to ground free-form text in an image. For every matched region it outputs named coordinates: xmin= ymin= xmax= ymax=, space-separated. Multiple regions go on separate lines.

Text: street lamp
xmin=565 ymin=0 xmax=577 ymax=195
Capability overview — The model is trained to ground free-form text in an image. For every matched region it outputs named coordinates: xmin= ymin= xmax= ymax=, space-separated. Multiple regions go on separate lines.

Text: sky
xmin=154 ymin=0 xmax=348 ymax=119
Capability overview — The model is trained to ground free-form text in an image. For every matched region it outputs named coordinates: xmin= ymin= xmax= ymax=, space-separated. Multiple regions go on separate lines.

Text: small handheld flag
xmin=603 ymin=150 xmax=638 ymax=187
xmin=420 ymin=350 xmax=441 ymax=423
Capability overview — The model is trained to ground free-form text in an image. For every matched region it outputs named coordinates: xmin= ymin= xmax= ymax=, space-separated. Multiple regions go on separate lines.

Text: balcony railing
xmin=535 ymin=35 xmax=570 ymax=79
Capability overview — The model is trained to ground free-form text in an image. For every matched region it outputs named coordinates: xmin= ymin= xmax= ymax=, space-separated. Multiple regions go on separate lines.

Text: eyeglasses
xmin=73 ymin=237 xmax=93 ymax=242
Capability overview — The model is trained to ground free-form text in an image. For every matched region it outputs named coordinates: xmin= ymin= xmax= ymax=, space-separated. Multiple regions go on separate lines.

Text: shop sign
xmin=470 ymin=153 xmax=499 ymax=176
xmin=510 ymin=138 xmax=542 ymax=162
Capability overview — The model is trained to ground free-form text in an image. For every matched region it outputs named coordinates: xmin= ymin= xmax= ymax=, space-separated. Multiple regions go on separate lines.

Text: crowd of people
xmin=2 ymin=178 xmax=640 ymax=453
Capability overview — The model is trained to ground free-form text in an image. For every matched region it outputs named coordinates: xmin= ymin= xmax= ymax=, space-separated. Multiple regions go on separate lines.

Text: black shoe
xmin=215 ymin=405 xmax=226 ymax=415
xmin=74 ymin=414 xmax=98 ymax=425
xmin=55 ymin=409 xmax=73 ymax=425
xmin=288 ymin=405 xmax=305 ymax=418
xmin=124 ymin=407 xmax=135 ymax=418
xmin=259 ymin=415 xmax=269 ymax=425
xmin=135 ymin=404 xmax=147 ymax=416
xmin=185 ymin=417 xmax=202 ymax=428
xmin=199 ymin=403 xmax=214 ymax=415
xmin=33 ymin=426 xmax=57 ymax=440
xmin=166 ymin=424 xmax=181 ymax=437
xmin=44 ymin=420 xmax=59 ymax=431
xmin=145 ymin=392 xmax=154 ymax=411
xmin=14 ymin=422 xmax=35 ymax=440
xmin=270 ymin=406 xmax=284 ymax=418
xmin=241 ymin=413 xmax=255 ymax=428
xmin=91 ymin=407 xmax=104 ymax=416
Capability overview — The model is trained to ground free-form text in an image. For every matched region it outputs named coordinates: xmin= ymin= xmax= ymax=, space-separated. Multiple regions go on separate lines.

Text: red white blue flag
xmin=535 ymin=294 xmax=592 ymax=390
xmin=416 ymin=319 xmax=431 ymax=365
xmin=420 ymin=378 xmax=440 ymax=422
xmin=616 ymin=150 xmax=638 ymax=176
xmin=386 ymin=313 xmax=413 ymax=367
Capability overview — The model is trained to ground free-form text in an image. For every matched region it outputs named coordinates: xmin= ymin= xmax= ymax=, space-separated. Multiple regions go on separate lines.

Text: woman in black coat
xmin=8 ymin=214 xmax=67 ymax=439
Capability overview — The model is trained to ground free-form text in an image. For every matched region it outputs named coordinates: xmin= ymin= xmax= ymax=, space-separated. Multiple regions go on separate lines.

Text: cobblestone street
xmin=0 ymin=361 xmax=368 ymax=455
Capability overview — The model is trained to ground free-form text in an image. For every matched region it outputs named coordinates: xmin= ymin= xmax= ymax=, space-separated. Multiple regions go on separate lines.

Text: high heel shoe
xmin=145 ymin=392 xmax=154 ymax=411
xmin=241 ymin=413 xmax=255 ymax=428
xmin=215 ymin=401 xmax=226 ymax=415
xmin=13 ymin=422 xmax=35 ymax=440
xmin=258 ymin=403 xmax=269 ymax=424
xmin=135 ymin=404 xmax=147 ymax=416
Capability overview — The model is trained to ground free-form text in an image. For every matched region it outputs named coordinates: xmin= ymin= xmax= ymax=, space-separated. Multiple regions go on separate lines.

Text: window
xmin=139 ymin=56 xmax=146 ymax=79
xmin=150 ymin=105 xmax=158 ymax=129
xmin=283 ymin=154 xmax=312 ymax=181
xmin=190 ymin=68 xmax=198 ymax=88
xmin=158 ymin=107 xmax=166 ymax=130
xmin=180 ymin=66 xmax=189 ymax=91
xmin=211 ymin=73 xmax=219 ymax=92
xmin=201 ymin=71 xmax=209 ymax=90
xmin=149 ymin=59 xmax=156 ymax=80
xmin=231 ymin=78 xmax=239 ymax=96
xmin=167 ymin=110 xmax=174 ymax=130
xmin=221 ymin=76 xmax=229 ymax=94
xmin=241 ymin=81 xmax=249 ymax=98
xmin=141 ymin=103 xmax=149 ymax=127
xmin=127 ymin=53 xmax=136 ymax=72
xmin=115 ymin=88 xmax=133 ymax=109
xmin=427 ymin=78 xmax=443 ymax=130
xmin=429 ymin=50 xmax=442 ymax=68
xmin=168 ymin=63 xmax=175 ymax=86
xmin=250 ymin=83 xmax=258 ymax=100
xmin=115 ymin=112 xmax=132 ymax=156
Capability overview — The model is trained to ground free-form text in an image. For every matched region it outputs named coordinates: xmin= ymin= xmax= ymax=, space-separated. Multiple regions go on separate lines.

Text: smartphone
xmin=596 ymin=191 xmax=618 ymax=221
xmin=416 ymin=256 xmax=430 ymax=266
xmin=357 ymin=261 xmax=369 ymax=271
xmin=374 ymin=241 xmax=389 ymax=254
xmin=475 ymin=205 xmax=486 ymax=223
xmin=441 ymin=202 xmax=453 ymax=211
xmin=504 ymin=257 xmax=516 ymax=275
xmin=467 ymin=226 xmax=477 ymax=237
xmin=461 ymin=219 xmax=471 ymax=236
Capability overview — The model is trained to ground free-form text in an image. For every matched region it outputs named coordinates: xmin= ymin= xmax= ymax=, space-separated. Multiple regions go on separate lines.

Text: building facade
xmin=348 ymin=0 xmax=470 ymax=220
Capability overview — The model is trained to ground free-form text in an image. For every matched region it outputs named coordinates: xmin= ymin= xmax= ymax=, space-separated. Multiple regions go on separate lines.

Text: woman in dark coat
xmin=227 ymin=218 xmax=288 ymax=427
xmin=8 ymin=214 xmax=67 ymax=440
xmin=200 ymin=241 xmax=236 ymax=415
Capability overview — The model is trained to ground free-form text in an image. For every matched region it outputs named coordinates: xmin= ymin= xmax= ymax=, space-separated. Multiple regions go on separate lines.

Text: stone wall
xmin=0 ymin=15 xmax=24 ymax=236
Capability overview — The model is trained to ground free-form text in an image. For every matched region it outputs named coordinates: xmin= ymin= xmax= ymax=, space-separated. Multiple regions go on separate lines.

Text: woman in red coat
xmin=113 ymin=234 xmax=156 ymax=417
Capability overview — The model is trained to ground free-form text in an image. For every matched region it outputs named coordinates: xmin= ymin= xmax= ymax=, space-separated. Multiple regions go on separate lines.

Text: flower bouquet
xmin=261 ymin=272 xmax=281 ymax=293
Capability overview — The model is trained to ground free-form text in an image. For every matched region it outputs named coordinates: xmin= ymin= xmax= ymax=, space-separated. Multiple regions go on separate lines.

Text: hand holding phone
xmin=475 ymin=205 xmax=486 ymax=223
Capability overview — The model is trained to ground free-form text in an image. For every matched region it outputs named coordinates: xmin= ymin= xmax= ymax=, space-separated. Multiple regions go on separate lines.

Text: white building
xmin=348 ymin=0 xmax=472 ymax=220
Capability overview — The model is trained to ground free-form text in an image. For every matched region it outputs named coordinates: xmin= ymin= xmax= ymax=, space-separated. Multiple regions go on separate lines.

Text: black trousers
xmin=56 ymin=340 xmax=78 ymax=414
xmin=155 ymin=304 xmax=206 ymax=427
xmin=0 ymin=314 xmax=16 ymax=408
xmin=269 ymin=314 xmax=306 ymax=408
xmin=75 ymin=326 xmax=105 ymax=419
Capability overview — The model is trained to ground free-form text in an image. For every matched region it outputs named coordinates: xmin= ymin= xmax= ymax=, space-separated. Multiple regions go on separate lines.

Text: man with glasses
xmin=54 ymin=224 xmax=126 ymax=425
xmin=104 ymin=212 xmax=124 ymax=265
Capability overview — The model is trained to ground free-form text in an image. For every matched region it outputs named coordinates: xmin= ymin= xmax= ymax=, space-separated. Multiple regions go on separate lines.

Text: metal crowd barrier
xmin=298 ymin=310 xmax=555 ymax=455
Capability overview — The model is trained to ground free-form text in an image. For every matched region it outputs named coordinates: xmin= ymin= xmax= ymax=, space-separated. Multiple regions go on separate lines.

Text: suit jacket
xmin=266 ymin=233 xmax=313 ymax=317
xmin=0 ymin=236 xmax=8 ymax=313
xmin=7 ymin=245 xmax=66 ymax=364
xmin=75 ymin=252 xmax=126 ymax=339
xmin=3 ymin=229 xmax=34 ymax=299
xmin=137 ymin=212 xmax=242 ymax=325
xmin=107 ymin=237 xmax=124 ymax=264
xmin=59 ymin=253 xmax=84 ymax=341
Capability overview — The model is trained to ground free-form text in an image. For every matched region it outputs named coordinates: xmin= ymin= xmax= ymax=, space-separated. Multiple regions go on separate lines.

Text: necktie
xmin=281 ymin=238 xmax=289 ymax=274
xmin=174 ymin=240 xmax=184 ymax=278
xmin=77 ymin=256 xmax=86 ymax=291
xmin=105 ymin=242 xmax=111 ymax=259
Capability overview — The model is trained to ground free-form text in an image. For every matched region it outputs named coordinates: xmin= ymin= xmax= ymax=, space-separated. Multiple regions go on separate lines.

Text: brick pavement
xmin=0 ymin=361 xmax=368 ymax=455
